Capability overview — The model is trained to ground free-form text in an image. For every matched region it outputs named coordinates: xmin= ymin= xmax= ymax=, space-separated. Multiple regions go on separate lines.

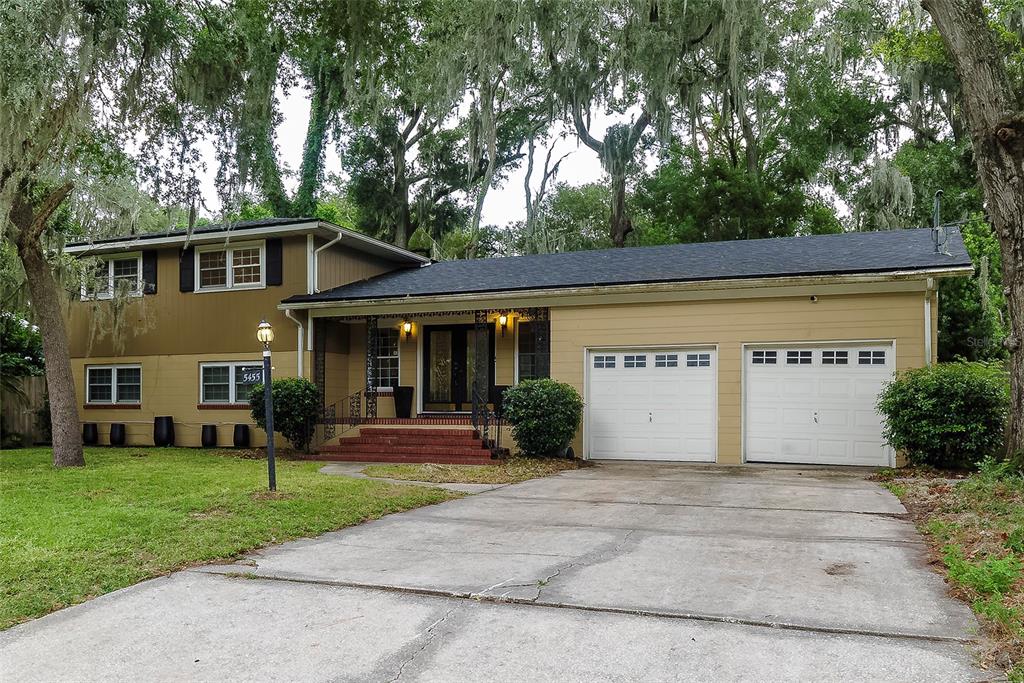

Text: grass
xmin=361 ymin=456 xmax=583 ymax=484
xmin=880 ymin=459 xmax=1024 ymax=679
xmin=0 ymin=447 xmax=458 ymax=630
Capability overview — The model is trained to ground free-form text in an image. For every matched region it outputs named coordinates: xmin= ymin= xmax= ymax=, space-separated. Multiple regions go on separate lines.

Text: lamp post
xmin=257 ymin=319 xmax=276 ymax=491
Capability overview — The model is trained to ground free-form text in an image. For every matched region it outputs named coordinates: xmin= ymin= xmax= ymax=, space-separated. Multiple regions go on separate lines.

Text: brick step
xmin=323 ymin=443 xmax=492 ymax=457
xmin=359 ymin=428 xmax=480 ymax=438
xmin=308 ymin=452 xmax=496 ymax=465
xmin=340 ymin=435 xmax=485 ymax=447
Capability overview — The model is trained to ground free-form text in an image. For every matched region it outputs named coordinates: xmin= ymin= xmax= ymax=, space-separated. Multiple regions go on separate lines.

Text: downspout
xmin=312 ymin=231 xmax=344 ymax=294
xmin=285 ymin=309 xmax=305 ymax=378
xmin=924 ymin=277 xmax=934 ymax=366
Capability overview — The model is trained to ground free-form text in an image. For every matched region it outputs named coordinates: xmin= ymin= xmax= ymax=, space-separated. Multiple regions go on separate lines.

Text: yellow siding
xmin=550 ymin=291 xmax=928 ymax=464
xmin=73 ymin=351 xmax=301 ymax=447
xmin=67 ymin=236 xmax=309 ymax=358
xmin=316 ymin=239 xmax=398 ymax=291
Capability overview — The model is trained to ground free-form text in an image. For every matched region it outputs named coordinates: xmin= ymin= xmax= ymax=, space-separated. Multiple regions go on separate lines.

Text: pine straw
xmin=362 ymin=457 xmax=584 ymax=484
xmin=887 ymin=470 xmax=1024 ymax=678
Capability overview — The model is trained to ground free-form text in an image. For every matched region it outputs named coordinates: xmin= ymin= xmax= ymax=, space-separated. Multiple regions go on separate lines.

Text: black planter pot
xmin=393 ymin=386 xmax=414 ymax=419
xmin=153 ymin=416 xmax=175 ymax=447
xmin=109 ymin=423 xmax=126 ymax=446
xmin=82 ymin=423 xmax=98 ymax=445
xmin=201 ymin=424 xmax=218 ymax=448
xmin=233 ymin=424 xmax=250 ymax=449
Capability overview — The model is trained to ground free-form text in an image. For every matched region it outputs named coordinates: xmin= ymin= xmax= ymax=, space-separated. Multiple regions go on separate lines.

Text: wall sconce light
xmin=402 ymin=320 xmax=413 ymax=340
xmin=498 ymin=313 xmax=509 ymax=337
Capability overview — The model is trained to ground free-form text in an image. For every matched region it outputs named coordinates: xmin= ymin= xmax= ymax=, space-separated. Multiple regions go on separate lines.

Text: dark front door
xmin=422 ymin=324 xmax=494 ymax=412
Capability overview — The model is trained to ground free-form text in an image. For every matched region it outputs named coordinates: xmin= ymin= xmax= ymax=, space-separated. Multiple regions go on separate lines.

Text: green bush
xmin=249 ymin=377 xmax=320 ymax=451
xmin=502 ymin=379 xmax=583 ymax=457
xmin=877 ymin=361 xmax=1008 ymax=469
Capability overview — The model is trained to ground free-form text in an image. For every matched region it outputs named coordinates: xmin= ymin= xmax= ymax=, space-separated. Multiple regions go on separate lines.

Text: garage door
xmin=587 ymin=348 xmax=716 ymax=461
xmin=745 ymin=343 xmax=894 ymax=466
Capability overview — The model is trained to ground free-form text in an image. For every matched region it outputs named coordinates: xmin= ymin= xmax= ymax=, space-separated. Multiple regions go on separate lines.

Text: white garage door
xmin=587 ymin=348 xmax=716 ymax=461
xmin=745 ymin=343 xmax=894 ymax=466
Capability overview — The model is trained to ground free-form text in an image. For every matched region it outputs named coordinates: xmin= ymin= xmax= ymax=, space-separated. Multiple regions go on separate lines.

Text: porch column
xmin=313 ymin=318 xmax=327 ymax=414
xmin=365 ymin=316 xmax=378 ymax=419
xmin=472 ymin=309 xmax=490 ymax=411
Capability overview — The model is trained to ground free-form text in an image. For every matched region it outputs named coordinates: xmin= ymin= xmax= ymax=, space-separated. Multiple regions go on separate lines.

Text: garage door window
xmin=822 ymin=350 xmax=849 ymax=365
xmin=752 ymin=350 xmax=777 ymax=364
xmin=655 ymin=353 xmax=679 ymax=367
xmin=859 ymin=350 xmax=886 ymax=365
xmin=593 ymin=355 xmax=616 ymax=369
xmin=624 ymin=355 xmax=647 ymax=368
xmin=685 ymin=353 xmax=710 ymax=367
xmin=786 ymin=350 xmax=812 ymax=365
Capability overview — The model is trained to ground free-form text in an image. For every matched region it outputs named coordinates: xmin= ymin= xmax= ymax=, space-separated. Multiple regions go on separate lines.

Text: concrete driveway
xmin=1 ymin=463 xmax=985 ymax=682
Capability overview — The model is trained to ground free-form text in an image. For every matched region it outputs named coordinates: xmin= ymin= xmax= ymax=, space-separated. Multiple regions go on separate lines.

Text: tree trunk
xmin=293 ymin=75 xmax=334 ymax=218
xmin=392 ymin=137 xmax=411 ymax=249
xmin=609 ymin=171 xmax=632 ymax=248
xmin=923 ymin=0 xmax=1024 ymax=461
xmin=16 ymin=227 xmax=84 ymax=468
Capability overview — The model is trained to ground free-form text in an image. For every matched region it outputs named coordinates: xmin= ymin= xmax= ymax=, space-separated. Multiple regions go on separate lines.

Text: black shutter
xmin=142 ymin=250 xmax=158 ymax=294
xmin=265 ymin=238 xmax=283 ymax=286
xmin=179 ymin=247 xmax=194 ymax=292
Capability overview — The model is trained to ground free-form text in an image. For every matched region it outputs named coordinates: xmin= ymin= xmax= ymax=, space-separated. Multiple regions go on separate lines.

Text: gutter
xmin=278 ymin=265 xmax=976 ymax=312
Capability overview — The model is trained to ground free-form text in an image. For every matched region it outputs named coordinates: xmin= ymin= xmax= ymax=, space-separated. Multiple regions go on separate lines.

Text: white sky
xmin=196 ymin=87 xmax=646 ymax=228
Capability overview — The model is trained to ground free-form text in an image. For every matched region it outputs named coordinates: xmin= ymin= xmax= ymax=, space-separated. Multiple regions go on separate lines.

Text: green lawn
xmin=0 ymin=447 xmax=458 ymax=630
xmin=362 ymin=457 xmax=583 ymax=484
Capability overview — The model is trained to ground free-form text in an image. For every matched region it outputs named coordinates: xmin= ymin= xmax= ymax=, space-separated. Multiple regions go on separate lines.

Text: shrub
xmin=249 ymin=377 xmax=320 ymax=451
xmin=877 ymin=361 xmax=1008 ymax=469
xmin=502 ymin=379 xmax=584 ymax=457
xmin=943 ymin=545 xmax=1021 ymax=595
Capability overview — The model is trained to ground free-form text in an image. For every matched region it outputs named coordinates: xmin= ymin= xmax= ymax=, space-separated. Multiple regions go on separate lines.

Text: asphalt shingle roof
xmin=283 ymin=227 xmax=973 ymax=305
xmin=66 ymin=217 xmax=314 ymax=247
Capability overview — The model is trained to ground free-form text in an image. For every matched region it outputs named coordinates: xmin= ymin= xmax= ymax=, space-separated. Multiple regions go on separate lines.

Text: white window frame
xmin=80 ymin=252 xmax=143 ymax=300
xmin=199 ymin=361 xmax=265 ymax=404
xmin=194 ymin=241 xmax=266 ymax=292
xmin=374 ymin=328 xmax=400 ymax=392
xmin=85 ymin=364 xmax=142 ymax=404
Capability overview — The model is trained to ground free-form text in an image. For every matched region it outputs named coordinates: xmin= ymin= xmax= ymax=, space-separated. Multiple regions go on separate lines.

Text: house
xmin=66 ymin=218 xmax=973 ymax=466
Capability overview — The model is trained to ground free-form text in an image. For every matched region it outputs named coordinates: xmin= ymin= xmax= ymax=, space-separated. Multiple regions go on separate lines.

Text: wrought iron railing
xmin=310 ymin=401 xmax=336 ymax=450
xmin=471 ymin=381 xmax=505 ymax=458
xmin=339 ymin=389 xmax=363 ymax=435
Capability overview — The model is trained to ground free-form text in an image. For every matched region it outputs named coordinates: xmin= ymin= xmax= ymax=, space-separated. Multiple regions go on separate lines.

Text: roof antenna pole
xmin=932 ymin=189 xmax=950 ymax=255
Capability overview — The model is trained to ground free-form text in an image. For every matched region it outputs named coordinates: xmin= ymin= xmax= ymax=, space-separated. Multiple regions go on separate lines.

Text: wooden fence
xmin=1 ymin=375 xmax=47 ymax=446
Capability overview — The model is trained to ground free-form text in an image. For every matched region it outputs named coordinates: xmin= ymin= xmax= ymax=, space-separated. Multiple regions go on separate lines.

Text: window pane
xmin=202 ymin=365 xmax=230 ymax=402
xmin=378 ymin=357 xmax=399 ymax=389
xmin=232 ymin=247 xmax=261 ymax=285
xmin=199 ymin=251 xmax=227 ymax=288
xmin=115 ymin=367 xmax=141 ymax=403
xmin=111 ymin=258 xmax=139 ymax=293
xmin=87 ymin=368 xmax=113 ymax=402
xmin=234 ymin=364 xmax=263 ymax=402
xmin=377 ymin=329 xmax=399 ymax=357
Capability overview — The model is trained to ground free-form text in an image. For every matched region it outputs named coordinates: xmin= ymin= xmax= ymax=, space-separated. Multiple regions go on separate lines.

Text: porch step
xmin=359 ymin=427 xmax=481 ymax=438
xmin=339 ymin=435 xmax=485 ymax=447
xmin=310 ymin=424 xmax=501 ymax=465
xmin=309 ymin=452 xmax=496 ymax=465
xmin=322 ymin=443 xmax=492 ymax=457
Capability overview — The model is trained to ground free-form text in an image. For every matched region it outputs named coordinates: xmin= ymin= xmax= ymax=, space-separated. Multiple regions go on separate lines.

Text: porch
xmin=309 ymin=308 xmax=550 ymax=461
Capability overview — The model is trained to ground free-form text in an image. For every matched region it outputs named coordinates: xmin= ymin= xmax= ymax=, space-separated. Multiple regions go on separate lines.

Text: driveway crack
xmin=387 ymin=608 xmax=455 ymax=682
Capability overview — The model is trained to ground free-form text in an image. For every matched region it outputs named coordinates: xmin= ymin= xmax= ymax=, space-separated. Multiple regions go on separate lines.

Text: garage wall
xmin=550 ymin=289 xmax=930 ymax=464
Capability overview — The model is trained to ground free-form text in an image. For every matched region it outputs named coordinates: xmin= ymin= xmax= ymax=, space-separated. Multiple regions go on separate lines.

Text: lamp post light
xmin=257 ymin=319 xmax=276 ymax=491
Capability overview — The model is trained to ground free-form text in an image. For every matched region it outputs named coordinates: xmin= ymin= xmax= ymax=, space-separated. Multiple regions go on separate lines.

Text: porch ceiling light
xmin=256 ymin=319 xmax=275 ymax=347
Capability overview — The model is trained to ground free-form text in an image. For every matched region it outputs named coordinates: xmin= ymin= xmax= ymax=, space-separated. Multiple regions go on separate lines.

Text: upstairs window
xmin=196 ymin=242 xmax=264 ymax=291
xmin=81 ymin=254 xmax=142 ymax=300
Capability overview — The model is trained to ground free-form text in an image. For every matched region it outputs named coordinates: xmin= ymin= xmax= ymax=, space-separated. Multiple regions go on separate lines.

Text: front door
xmin=422 ymin=324 xmax=494 ymax=412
